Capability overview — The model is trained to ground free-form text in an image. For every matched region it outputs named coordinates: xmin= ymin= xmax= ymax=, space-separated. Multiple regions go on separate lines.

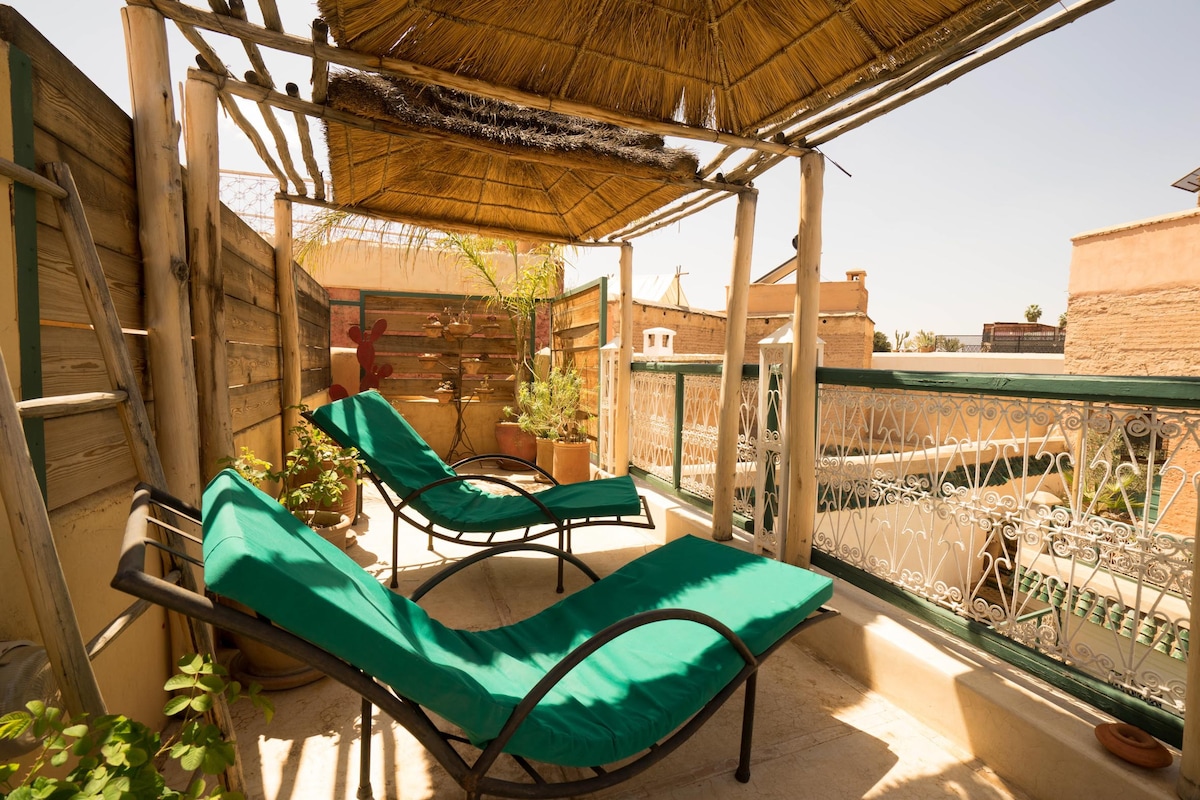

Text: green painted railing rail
xmin=817 ymin=367 xmax=1200 ymax=409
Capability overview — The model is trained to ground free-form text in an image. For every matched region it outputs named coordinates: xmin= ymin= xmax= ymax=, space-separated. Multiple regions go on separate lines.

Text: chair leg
xmin=736 ymin=672 xmax=757 ymax=783
xmin=391 ymin=515 xmax=400 ymax=589
xmin=358 ymin=697 xmax=374 ymax=800
xmin=555 ymin=527 xmax=565 ymax=594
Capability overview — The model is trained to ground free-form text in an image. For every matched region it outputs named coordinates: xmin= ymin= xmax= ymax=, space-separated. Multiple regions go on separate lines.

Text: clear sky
xmin=11 ymin=1 xmax=1198 ymax=339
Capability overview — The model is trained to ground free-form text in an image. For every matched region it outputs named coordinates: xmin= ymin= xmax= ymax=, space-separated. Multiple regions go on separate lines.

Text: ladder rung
xmin=86 ymin=569 xmax=181 ymax=660
xmin=0 ymin=154 xmax=68 ymax=199
xmin=16 ymin=390 xmax=127 ymax=419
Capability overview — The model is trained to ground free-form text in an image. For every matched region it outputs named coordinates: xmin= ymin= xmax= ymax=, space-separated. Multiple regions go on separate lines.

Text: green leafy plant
xmin=443 ymin=235 xmax=561 ymax=385
xmin=1024 ymin=303 xmax=1043 ymax=323
xmin=0 ymin=654 xmax=272 ymax=800
xmin=914 ymin=330 xmax=938 ymax=353
xmin=872 ymin=331 xmax=891 ymax=353
xmin=506 ymin=367 xmax=581 ymax=440
xmin=936 ymin=335 xmax=963 ymax=352
xmin=219 ymin=407 xmax=361 ymax=523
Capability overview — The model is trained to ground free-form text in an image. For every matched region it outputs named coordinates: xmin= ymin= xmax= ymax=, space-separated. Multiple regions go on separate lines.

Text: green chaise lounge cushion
xmin=202 ymin=469 xmax=834 ymax=767
xmin=309 ymin=390 xmax=642 ymax=531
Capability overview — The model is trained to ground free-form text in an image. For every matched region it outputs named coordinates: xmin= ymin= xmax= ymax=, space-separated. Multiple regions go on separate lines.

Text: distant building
xmin=605 ymin=268 xmax=874 ymax=368
xmin=980 ymin=322 xmax=1065 ymax=354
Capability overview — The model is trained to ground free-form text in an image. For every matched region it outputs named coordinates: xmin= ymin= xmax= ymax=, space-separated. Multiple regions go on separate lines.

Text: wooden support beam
xmin=243 ymin=72 xmax=307 ymax=194
xmin=217 ymin=87 xmax=288 ymax=191
xmin=805 ymin=0 xmax=1119 ymax=147
xmin=784 ymin=152 xmax=823 ymax=568
xmin=310 ymin=18 xmax=328 ymax=105
xmin=711 ymin=189 xmax=758 ymax=540
xmin=188 ymin=69 xmax=747 ymax=194
xmin=17 ymin=390 xmax=126 ymax=419
xmin=0 ymin=347 xmax=106 ymax=720
xmin=613 ymin=243 xmax=633 ymax=476
xmin=274 ymin=197 xmax=301 ymax=451
xmin=185 ymin=77 xmax=234 ymax=481
xmin=256 ymin=0 xmax=282 ymax=31
xmin=48 ymin=159 xmax=244 ymax=795
xmin=226 ymin=0 xmax=274 ymax=88
xmin=134 ymin=0 xmax=808 ymax=158
xmin=286 ymin=82 xmax=325 ymax=200
xmin=122 ymin=6 xmax=202 ymax=504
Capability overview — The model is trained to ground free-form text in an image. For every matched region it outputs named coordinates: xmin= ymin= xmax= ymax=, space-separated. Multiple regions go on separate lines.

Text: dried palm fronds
xmin=324 ymin=72 xmax=700 ymax=241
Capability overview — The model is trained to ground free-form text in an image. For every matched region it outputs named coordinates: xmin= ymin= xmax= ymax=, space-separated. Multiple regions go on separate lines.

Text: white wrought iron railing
xmin=811 ymin=370 xmax=1198 ymax=738
xmin=627 ymin=364 xmax=761 ymax=545
xmin=618 ymin=362 xmax=1197 ymax=743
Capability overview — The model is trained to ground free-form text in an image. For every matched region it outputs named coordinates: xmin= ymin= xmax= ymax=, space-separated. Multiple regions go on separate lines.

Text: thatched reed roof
xmin=324 ymin=72 xmax=701 ymax=242
xmin=316 ymin=0 xmax=1058 ymax=136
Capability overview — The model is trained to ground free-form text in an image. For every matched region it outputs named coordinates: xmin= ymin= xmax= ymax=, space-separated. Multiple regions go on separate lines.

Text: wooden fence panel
xmin=363 ymin=293 xmax=517 ymax=401
xmin=551 ymin=280 xmax=605 ymax=445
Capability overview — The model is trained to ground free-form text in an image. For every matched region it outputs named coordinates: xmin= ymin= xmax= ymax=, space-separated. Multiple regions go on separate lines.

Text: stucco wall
xmin=1065 ymin=209 xmax=1200 ymax=377
xmin=608 ymin=301 xmax=872 ymax=368
xmin=1064 ymin=207 xmax=1200 ymax=540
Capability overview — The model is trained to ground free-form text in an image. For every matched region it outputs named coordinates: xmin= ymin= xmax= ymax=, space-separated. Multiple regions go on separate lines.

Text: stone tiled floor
xmin=225 ymin=477 xmax=1028 ymax=800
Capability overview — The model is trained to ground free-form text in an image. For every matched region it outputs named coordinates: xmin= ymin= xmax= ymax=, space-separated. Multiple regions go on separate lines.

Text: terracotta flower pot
xmin=494 ymin=421 xmax=536 ymax=469
xmin=535 ymin=437 xmax=555 ymax=482
xmin=552 ymin=440 xmax=591 ymax=484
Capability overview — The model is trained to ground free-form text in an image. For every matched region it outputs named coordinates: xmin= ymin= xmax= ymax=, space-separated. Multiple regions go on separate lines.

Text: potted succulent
xmin=542 ymin=368 xmax=591 ymax=484
xmin=508 ymin=372 xmax=560 ymax=478
xmin=446 ymin=310 xmax=474 ymax=338
xmin=423 ymin=312 xmax=443 ymax=337
xmin=222 ymin=413 xmax=362 ymax=547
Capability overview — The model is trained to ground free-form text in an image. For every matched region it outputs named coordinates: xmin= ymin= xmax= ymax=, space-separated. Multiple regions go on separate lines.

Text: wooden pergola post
xmin=784 ymin=152 xmax=824 ymax=567
xmin=275 ymin=196 xmax=301 ymax=450
xmin=712 ymin=189 xmax=758 ymax=540
xmin=612 ymin=243 xmax=633 ymax=475
xmin=122 ymin=5 xmax=201 ymax=503
xmin=184 ymin=77 xmax=233 ymax=481
xmin=1177 ymin=502 xmax=1200 ymax=799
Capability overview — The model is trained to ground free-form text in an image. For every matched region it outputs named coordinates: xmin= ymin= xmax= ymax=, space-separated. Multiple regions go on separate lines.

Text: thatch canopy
xmin=324 ymin=72 xmax=701 ymax=241
xmin=316 ymin=0 xmax=1061 ymax=136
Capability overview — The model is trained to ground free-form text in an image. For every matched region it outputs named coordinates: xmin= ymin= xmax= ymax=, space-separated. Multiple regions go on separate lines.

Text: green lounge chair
xmin=114 ymin=470 xmax=835 ymax=800
xmin=307 ymin=390 xmax=655 ymax=591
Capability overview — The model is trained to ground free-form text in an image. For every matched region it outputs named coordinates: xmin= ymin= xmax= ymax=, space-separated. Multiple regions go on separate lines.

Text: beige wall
xmin=1064 ymin=207 xmax=1200 ymax=541
xmin=1066 ymin=209 xmax=1200 ymax=377
xmin=303 ymin=239 xmax=523 ymax=294
xmin=609 ymin=300 xmax=873 ymax=369
xmin=872 ymin=352 xmax=1065 ymax=374
xmin=744 ymin=271 xmax=869 ymax=315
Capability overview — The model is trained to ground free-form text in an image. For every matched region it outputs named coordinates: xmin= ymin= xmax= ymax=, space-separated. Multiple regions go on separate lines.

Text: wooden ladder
xmin=0 ymin=157 xmax=244 ymax=794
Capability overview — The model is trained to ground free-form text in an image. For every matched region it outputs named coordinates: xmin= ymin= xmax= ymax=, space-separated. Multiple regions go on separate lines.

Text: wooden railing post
xmin=275 ymin=196 xmax=301 ymax=450
xmin=784 ymin=152 xmax=824 ymax=568
xmin=712 ymin=189 xmax=757 ymax=540
xmin=613 ymin=243 xmax=633 ymax=475
xmin=184 ymin=77 xmax=233 ymax=481
xmin=122 ymin=5 xmax=201 ymax=503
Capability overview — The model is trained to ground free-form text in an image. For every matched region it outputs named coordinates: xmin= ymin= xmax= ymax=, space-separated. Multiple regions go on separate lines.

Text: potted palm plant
xmin=444 ymin=235 xmax=561 ymax=464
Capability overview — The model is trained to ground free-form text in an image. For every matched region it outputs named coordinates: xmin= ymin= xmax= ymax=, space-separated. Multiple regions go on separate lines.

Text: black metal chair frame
xmin=302 ymin=411 xmax=656 ymax=593
xmin=114 ymin=484 xmax=836 ymax=800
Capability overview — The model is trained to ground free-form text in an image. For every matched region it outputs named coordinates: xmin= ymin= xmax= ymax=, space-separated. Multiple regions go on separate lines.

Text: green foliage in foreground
xmin=0 ymin=655 xmax=272 ymax=800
